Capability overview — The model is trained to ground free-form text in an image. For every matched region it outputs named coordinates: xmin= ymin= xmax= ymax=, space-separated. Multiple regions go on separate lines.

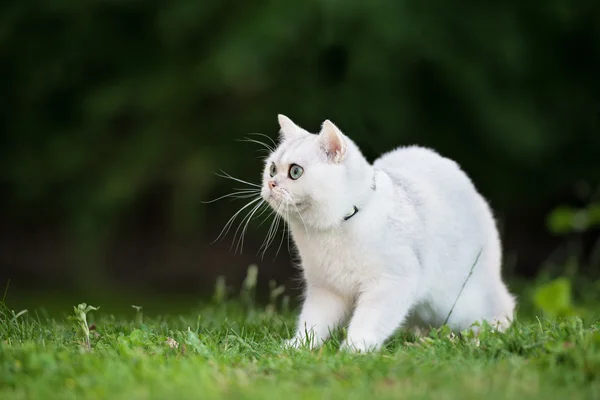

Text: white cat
xmin=260 ymin=114 xmax=516 ymax=352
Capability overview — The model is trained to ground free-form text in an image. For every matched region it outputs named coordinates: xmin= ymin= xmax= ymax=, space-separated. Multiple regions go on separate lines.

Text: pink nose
xmin=268 ymin=181 xmax=277 ymax=190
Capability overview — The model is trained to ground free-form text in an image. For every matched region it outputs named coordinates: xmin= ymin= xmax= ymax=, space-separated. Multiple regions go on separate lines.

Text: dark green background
xmin=1 ymin=1 xmax=599 ymax=298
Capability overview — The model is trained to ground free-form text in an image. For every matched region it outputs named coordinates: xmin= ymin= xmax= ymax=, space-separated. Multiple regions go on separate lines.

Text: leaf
xmin=182 ymin=328 xmax=208 ymax=355
xmin=547 ymin=207 xmax=576 ymax=235
xmin=533 ymin=278 xmax=573 ymax=317
xmin=128 ymin=329 xmax=147 ymax=347
xmin=547 ymin=203 xmax=600 ymax=235
xmin=10 ymin=309 xmax=28 ymax=324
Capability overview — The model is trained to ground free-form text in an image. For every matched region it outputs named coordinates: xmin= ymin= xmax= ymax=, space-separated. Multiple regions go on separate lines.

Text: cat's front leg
xmin=341 ymin=275 xmax=418 ymax=352
xmin=285 ymin=285 xmax=350 ymax=350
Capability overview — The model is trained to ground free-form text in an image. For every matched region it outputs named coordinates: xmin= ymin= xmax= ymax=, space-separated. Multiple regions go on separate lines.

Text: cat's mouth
xmin=263 ymin=189 xmax=308 ymax=214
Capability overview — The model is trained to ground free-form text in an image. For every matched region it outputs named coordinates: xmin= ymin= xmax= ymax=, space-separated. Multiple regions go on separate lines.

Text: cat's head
xmin=261 ymin=115 xmax=372 ymax=230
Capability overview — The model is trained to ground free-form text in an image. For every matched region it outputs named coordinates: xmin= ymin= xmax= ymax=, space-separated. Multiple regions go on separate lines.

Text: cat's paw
xmin=339 ymin=337 xmax=380 ymax=353
xmin=282 ymin=337 xmax=303 ymax=350
xmin=283 ymin=336 xmax=321 ymax=351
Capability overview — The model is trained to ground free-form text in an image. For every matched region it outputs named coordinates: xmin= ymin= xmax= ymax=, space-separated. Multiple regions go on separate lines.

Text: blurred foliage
xmin=533 ymin=277 xmax=577 ymax=318
xmin=548 ymin=203 xmax=600 ymax=235
xmin=1 ymin=1 xmax=599 ymax=285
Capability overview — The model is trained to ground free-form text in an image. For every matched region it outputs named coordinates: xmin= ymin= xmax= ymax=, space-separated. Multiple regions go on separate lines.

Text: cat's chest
xmin=292 ymin=228 xmax=381 ymax=296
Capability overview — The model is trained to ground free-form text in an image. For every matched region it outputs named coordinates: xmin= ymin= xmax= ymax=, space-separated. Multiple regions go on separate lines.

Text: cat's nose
xmin=268 ymin=180 xmax=277 ymax=190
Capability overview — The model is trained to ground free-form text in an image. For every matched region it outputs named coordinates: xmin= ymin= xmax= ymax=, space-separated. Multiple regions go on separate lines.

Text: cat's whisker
xmin=274 ymin=205 xmax=289 ymax=259
xmin=212 ymin=197 xmax=262 ymax=245
xmin=214 ymin=197 xmax=262 ymax=244
xmin=270 ymin=205 xmax=284 ymax=255
xmin=253 ymin=202 xmax=273 ymax=227
xmin=257 ymin=202 xmax=278 ymax=229
xmin=286 ymin=222 xmax=291 ymax=255
xmin=268 ymin=216 xmax=282 ymax=256
xmin=278 ymin=191 xmax=309 ymax=239
xmin=261 ymin=214 xmax=278 ymax=257
xmin=233 ymin=200 xmax=263 ymax=245
xmin=259 ymin=223 xmax=273 ymax=258
xmin=233 ymin=186 xmax=264 ymax=193
xmin=287 ymin=206 xmax=292 ymax=254
xmin=201 ymin=189 xmax=261 ymax=204
xmin=230 ymin=200 xmax=259 ymax=253
xmin=260 ymin=202 xmax=284 ymax=258
xmin=233 ymin=199 xmax=265 ymax=254
xmin=258 ymin=213 xmax=275 ymax=257
xmin=215 ymin=170 xmax=261 ymax=188
xmin=247 ymin=132 xmax=277 ymax=148
xmin=291 ymin=202 xmax=310 ymax=237
xmin=238 ymin=137 xmax=274 ymax=153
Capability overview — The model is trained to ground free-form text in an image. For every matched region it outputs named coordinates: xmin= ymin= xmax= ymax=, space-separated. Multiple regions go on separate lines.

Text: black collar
xmin=343 ymin=172 xmax=375 ymax=222
xmin=343 ymin=205 xmax=359 ymax=221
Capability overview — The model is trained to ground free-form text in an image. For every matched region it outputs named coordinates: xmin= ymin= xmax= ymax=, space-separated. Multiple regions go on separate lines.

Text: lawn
xmin=1 ymin=277 xmax=599 ymax=400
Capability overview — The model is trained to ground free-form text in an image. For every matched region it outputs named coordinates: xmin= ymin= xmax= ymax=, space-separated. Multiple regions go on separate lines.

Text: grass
xmin=1 ymin=280 xmax=599 ymax=400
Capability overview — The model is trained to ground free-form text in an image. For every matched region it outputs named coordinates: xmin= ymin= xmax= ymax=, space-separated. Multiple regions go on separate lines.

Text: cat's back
xmin=373 ymin=145 xmax=493 ymax=237
xmin=373 ymin=145 xmax=471 ymax=194
xmin=375 ymin=145 xmax=456 ymax=176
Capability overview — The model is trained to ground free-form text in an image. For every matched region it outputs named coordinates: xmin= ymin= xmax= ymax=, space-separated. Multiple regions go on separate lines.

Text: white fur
xmin=261 ymin=115 xmax=516 ymax=352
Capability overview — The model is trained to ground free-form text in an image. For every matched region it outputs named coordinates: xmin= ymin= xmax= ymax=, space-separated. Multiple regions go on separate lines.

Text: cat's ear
xmin=319 ymin=120 xmax=347 ymax=163
xmin=278 ymin=114 xmax=301 ymax=141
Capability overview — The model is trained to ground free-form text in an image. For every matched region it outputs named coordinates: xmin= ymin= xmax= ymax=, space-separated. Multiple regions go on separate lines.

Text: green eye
xmin=269 ymin=163 xmax=277 ymax=177
xmin=289 ymin=164 xmax=304 ymax=180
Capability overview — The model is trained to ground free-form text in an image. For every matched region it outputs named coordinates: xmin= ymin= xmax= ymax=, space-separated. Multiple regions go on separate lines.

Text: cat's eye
xmin=269 ymin=163 xmax=277 ymax=177
xmin=288 ymin=164 xmax=304 ymax=180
